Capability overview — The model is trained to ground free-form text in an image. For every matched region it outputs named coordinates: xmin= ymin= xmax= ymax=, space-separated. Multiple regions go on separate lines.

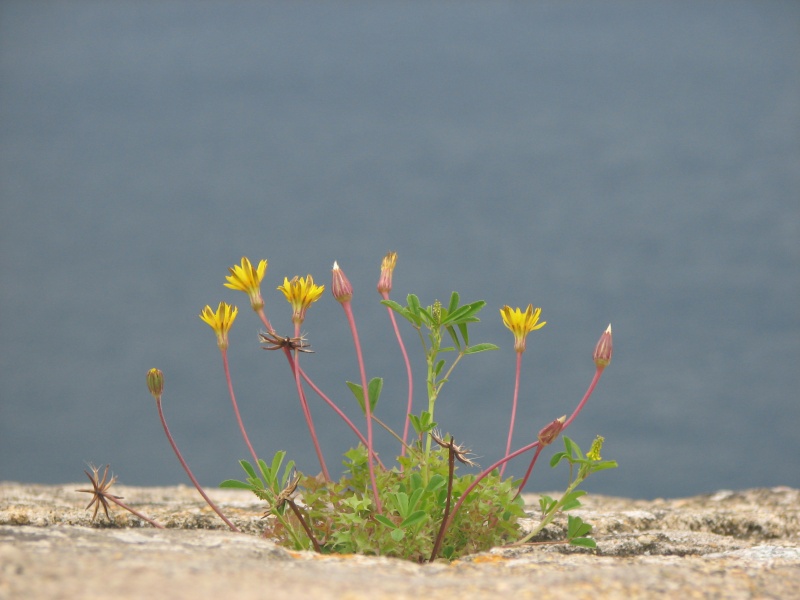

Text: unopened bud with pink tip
xmin=537 ymin=415 xmax=566 ymax=447
xmin=593 ymin=324 xmax=613 ymax=369
xmin=331 ymin=261 xmax=353 ymax=303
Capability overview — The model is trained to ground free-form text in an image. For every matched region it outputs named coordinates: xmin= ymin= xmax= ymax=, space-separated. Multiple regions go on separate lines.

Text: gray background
xmin=1 ymin=1 xmax=798 ymax=499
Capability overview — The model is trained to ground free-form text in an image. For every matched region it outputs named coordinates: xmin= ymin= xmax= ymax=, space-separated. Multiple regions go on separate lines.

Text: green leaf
xmin=408 ymin=414 xmax=422 ymax=434
xmin=457 ymin=322 xmax=470 ymax=346
xmin=463 ymin=343 xmax=499 ymax=354
xmin=562 ymin=490 xmax=587 ymax=505
xmin=239 ymin=459 xmax=258 ymax=481
xmin=347 ymin=379 xmax=381 ymax=414
xmin=434 ymin=359 xmax=445 ymax=377
xmin=408 ymin=488 xmax=425 ymax=512
xmin=219 ymin=479 xmax=253 ymax=490
xmin=590 ymin=460 xmax=619 ymax=473
xmin=569 ymin=537 xmax=597 ymax=549
xmin=425 ymin=474 xmax=447 ymax=493
xmin=393 ymin=491 xmax=410 ymax=516
xmin=399 ymin=510 xmax=428 ymax=529
xmin=380 ymin=299 xmax=405 ymax=313
xmin=280 ymin=459 xmax=296 ymax=488
xmin=445 ymin=325 xmax=462 ymax=351
xmin=438 ymin=300 xmax=483 ymax=324
xmin=380 ymin=299 xmax=417 ymax=326
xmin=567 ymin=515 xmax=593 ymax=539
xmin=561 ymin=499 xmax=584 ymax=512
xmin=373 ymin=514 xmax=397 ymax=530
xmin=367 ymin=377 xmax=383 ymax=411
xmin=563 ymin=437 xmax=584 ymax=461
xmin=390 ymin=528 xmax=406 ymax=542
xmin=447 ymin=291 xmax=460 ymax=316
xmin=538 ymin=495 xmax=556 ymax=513
xmin=550 ymin=451 xmax=568 ymax=468
xmin=407 ymin=294 xmax=421 ymax=317
xmin=418 ymin=306 xmax=434 ymax=326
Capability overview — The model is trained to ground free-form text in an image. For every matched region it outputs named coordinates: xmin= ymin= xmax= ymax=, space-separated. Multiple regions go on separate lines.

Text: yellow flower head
xmin=377 ymin=251 xmax=397 ymax=295
xmin=587 ymin=435 xmax=605 ymax=461
xmin=199 ymin=302 xmax=238 ymax=349
xmin=224 ymin=257 xmax=267 ymax=311
xmin=278 ymin=275 xmax=325 ymax=323
xmin=500 ymin=304 xmax=546 ymax=352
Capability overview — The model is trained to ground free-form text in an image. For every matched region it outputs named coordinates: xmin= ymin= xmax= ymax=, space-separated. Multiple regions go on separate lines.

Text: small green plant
xmin=126 ymin=254 xmax=616 ymax=560
xmin=515 ymin=435 xmax=618 ymax=549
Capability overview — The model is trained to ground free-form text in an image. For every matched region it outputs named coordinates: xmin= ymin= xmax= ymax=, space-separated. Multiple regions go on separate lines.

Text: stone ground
xmin=1 ymin=482 xmax=798 ymax=599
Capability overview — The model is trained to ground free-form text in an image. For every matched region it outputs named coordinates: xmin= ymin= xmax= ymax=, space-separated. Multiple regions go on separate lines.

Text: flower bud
xmin=331 ymin=261 xmax=353 ymax=303
xmin=593 ymin=324 xmax=613 ymax=369
xmin=432 ymin=299 xmax=442 ymax=324
xmin=377 ymin=251 xmax=397 ymax=295
xmin=146 ymin=368 xmax=164 ymax=399
xmin=537 ymin=415 xmax=566 ymax=447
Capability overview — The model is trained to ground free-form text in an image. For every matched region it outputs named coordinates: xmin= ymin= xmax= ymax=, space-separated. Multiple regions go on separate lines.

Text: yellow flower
xmin=224 ymin=257 xmax=267 ymax=311
xmin=278 ymin=275 xmax=325 ymax=323
xmin=587 ymin=435 xmax=605 ymax=461
xmin=500 ymin=304 xmax=546 ymax=352
xmin=199 ymin=302 xmax=238 ymax=349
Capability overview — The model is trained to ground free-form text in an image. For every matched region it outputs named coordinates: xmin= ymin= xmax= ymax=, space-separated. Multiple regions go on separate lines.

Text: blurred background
xmin=1 ymin=2 xmax=798 ymax=500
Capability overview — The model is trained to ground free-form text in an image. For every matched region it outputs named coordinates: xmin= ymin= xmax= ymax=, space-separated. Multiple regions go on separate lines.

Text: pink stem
xmin=562 ymin=367 xmax=603 ymax=430
xmin=221 ymin=348 xmax=259 ymax=466
xmin=381 ymin=290 xmax=414 ymax=459
xmin=291 ymin=324 xmax=330 ymax=481
xmin=257 ymin=304 xmax=373 ymax=467
xmin=515 ymin=444 xmax=544 ymax=498
xmin=298 ymin=367 xmax=386 ymax=470
xmin=106 ymin=496 xmax=165 ymax=529
xmin=341 ymin=300 xmax=382 ymax=513
xmin=500 ymin=352 xmax=523 ymax=477
xmin=446 ymin=366 xmax=606 ymax=533
xmin=155 ymin=398 xmax=240 ymax=532
xmin=256 ymin=308 xmax=274 ymax=334
xmin=446 ymin=439 xmax=540 ymax=533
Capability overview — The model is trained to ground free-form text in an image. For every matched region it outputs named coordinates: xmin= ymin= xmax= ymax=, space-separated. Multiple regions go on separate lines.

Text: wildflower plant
xmin=114 ymin=253 xmax=617 ymax=560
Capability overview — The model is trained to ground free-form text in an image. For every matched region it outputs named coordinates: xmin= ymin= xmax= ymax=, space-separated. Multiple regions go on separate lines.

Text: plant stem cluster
xmin=89 ymin=254 xmax=616 ymax=561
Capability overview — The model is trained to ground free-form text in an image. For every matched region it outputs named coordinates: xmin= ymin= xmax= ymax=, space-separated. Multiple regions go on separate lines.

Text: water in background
xmin=1 ymin=2 xmax=798 ymax=499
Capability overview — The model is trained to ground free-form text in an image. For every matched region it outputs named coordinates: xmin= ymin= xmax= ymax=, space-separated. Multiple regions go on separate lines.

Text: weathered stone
xmin=1 ymin=483 xmax=798 ymax=599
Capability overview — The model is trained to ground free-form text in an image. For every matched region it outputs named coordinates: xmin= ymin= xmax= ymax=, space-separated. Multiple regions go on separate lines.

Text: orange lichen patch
xmin=470 ymin=555 xmax=509 ymax=564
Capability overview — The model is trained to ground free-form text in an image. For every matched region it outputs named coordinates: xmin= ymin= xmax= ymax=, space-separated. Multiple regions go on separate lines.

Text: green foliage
xmin=224 ymin=445 xmax=526 ymax=561
xmin=517 ymin=436 xmax=618 ymax=547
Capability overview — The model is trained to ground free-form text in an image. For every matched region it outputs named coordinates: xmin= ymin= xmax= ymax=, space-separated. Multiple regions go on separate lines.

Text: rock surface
xmin=1 ymin=482 xmax=798 ymax=599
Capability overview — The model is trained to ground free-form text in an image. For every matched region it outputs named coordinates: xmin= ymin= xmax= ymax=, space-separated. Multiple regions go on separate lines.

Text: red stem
xmin=341 ymin=300 xmax=382 ymax=513
xmin=290 ymin=324 xmax=331 ymax=481
xmin=298 ymin=367 xmax=386 ymax=470
xmin=155 ymin=398 xmax=240 ymax=532
xmin=500 ymin=352 xmax=523 ymax=477
xmin=444 ymin=366 xmax=606 ymax=536
xmin=562 ymin=367 xmax=603 ymax=430
xmin=221 ymin=349 xmax=260 ymax=466
xmin=514 ymin=445 xmax=544 ymax=498
xmin=381 ymin=290 xmax=414 ymax=460
xmin=106 ymin=495 xmax=165 ymax=529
